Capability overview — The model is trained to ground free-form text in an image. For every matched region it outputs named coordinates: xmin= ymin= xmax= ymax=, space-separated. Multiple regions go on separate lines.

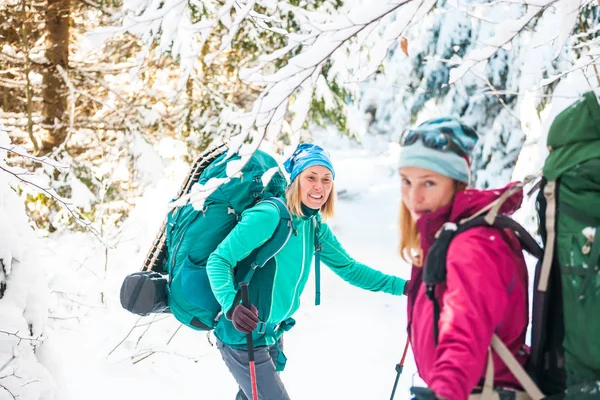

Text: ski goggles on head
xmin=400 ymin=129 xmax=471 ymax=162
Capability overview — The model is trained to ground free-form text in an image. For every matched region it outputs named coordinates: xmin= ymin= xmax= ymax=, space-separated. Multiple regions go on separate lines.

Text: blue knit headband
xmin=284 ymin=143 xmax=335 ymax=183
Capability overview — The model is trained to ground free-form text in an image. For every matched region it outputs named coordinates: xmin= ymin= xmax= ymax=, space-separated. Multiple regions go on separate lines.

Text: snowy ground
xmin=40 ymin=131 xmax=422 ymax=400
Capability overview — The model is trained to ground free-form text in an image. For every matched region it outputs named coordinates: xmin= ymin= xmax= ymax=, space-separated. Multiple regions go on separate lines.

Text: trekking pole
xmin=389 ymin=337 xmax=410 ymax=400
xmin=240 ymin=282 xmax=259 ymax=400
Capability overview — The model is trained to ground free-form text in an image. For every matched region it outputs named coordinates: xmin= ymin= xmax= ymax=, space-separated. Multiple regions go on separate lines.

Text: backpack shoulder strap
xmin=424 ymin=214 xmax=541 ymax=287
xmin=424 ymin=213 xmax=542 ymax=345
xmin=252 ymin=197 xmax=293 ymax=271
xmin=228 ymin=198 xmax=293 ymax=317
xmin=484 ymin=215 xmax=543 ymax=259
xmin=238 ymin=197 xmax=293 ymax=285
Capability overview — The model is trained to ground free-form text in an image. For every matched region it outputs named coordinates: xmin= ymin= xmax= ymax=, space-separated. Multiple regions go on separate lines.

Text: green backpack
xmin=530 ymin=90 xmax=600 ymax=397
xmin=120 ymin=144 xmax=294 ymax=331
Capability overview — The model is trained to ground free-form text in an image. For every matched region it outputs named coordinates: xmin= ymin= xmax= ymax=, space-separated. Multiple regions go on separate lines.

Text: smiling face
xmin=400 ymin=166 xmax=457 ymax=221
xmin=299 ymin=165 xmax=333 ymax=210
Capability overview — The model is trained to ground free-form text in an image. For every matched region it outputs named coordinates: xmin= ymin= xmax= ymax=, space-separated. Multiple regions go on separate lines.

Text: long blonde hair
xmin=285 ymin=175 xmax=336 ymax=220
xmin=398 ymin=201 xmax=423 ymax=266
xmin=398 ymin=180 xmax=467 ymax=267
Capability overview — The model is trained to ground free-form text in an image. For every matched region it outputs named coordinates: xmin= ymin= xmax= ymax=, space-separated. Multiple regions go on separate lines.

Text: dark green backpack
xmin=120 ymin=145 xmax=294 ymax=331
xmin=530 ymin=91 xmax=600 ymax=397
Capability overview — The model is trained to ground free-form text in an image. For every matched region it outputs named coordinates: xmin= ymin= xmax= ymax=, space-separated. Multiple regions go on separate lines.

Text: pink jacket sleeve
xmin=428 ymin=227 xmax=514 ymax=400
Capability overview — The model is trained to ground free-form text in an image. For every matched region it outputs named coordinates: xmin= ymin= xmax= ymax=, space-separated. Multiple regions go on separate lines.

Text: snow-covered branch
xmin=448 ymin=0 xmax=589 ymax=86
xmin=539 ymin=56 xmax=600 ymax=87
xmin=0 ymin=144 xmax=68 ymax=170
xmin=237 ymin=0 xmax=425 ymax=149
xmin=0 ymin=130 xmax=109 ymax=245
xmin=0 ymin=381 xmax=16 ymax=400
xmin=0 ymin=162 xmax=107 ymax=244
xmin=0 ymin=330 xmax=42 ymax=344
xmin=0 ymin=355 xmax=14 ymax=375
xmin=449 ymin=5 xmax=546 ymax=84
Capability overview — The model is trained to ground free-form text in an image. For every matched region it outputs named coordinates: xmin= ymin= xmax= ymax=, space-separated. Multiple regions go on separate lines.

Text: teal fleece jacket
xmin=206 ymin=199 xmax=406 ymax=348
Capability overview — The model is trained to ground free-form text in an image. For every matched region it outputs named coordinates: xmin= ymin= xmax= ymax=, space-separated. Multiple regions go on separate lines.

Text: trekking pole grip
xmin=240 ymin=282 xmax=259 ymax=400
xmin=240 ymin=282 xmax=255 ymax=358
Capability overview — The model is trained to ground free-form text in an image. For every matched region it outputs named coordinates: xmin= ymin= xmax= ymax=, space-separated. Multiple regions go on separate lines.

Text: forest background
xmin=1 ymin=0 xmax=599 ymax=399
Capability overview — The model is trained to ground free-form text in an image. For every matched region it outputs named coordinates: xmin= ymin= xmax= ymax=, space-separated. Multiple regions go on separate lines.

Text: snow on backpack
xmin=421 ymin=92 xmax=600 ymax=400
xmin=119 ymin=143 xmax=293 ymax=331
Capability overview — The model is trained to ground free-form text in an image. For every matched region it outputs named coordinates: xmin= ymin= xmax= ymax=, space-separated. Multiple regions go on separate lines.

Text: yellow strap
xmin=479 ymin=348 xmax=499 ymax=400
xmin=491 ymin=334 xmax=545 ymax=400
xmin=538 ymin=180 xmax=556 ymax=292
xmin=459 ymin=182 xmax=524 ymax=225
xmin=484 ymin=185 xmax=521 ymax=225
xmin=459 ymin=175 xmax=538 ymax=226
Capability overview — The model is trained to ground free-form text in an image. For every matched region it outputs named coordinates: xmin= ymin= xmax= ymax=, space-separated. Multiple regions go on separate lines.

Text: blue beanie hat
xmin=398 ymin=117 xmax=478 ymax=184
xmin=284 ymin=143 xmax=335 ymax=183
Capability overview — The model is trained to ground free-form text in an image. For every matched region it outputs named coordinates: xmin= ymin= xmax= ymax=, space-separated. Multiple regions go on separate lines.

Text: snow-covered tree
xmin=0 ymin=128 xmax=59 ymax=400
xmin=358 ymin=0 xmax=600 ymax=187
xmin=104 ymin=0 xmax=599 ymax=183
xmin=1 ymin=0 xmax=598 ymax=240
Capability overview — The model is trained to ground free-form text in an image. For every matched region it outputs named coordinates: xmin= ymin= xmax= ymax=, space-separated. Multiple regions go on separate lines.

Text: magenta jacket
xmin=406 ymin=183 xmax=529 ymax=400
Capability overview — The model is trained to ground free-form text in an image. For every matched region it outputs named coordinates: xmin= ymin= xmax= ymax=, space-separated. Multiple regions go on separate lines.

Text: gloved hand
xmin=410 ymin=387 xmax=439 ymax=400
xmin=403 ymin=279 xmax=411 ymax=295
xmin=231 ymin=303 xmax=259 ymax=334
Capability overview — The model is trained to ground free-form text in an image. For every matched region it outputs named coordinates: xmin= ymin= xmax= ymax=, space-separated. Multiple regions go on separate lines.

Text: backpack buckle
xmin=256 ymin=321 xmax=280 ymax=336
xmin=257 ymin=321 xmax=267 ymax=335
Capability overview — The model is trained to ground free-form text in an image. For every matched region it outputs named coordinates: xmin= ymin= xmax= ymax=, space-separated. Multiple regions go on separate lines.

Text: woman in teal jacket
xmin=206 ymin=143 xmax=406 ymax=400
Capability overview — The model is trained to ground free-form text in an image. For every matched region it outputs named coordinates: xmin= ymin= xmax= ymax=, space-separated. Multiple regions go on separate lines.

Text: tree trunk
xmin=21 ymin=0 xmax=38 ymax=153
xmin=40 ymin=0 xmax=70 ymax=154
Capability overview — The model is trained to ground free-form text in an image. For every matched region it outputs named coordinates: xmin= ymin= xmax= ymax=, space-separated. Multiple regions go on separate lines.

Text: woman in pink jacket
xmin=398 ymin=117 xmax=530 ymax=400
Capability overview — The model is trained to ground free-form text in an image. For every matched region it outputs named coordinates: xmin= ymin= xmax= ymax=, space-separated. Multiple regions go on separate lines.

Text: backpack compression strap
xmin=423 ymin=214 xmax=543 ymax=345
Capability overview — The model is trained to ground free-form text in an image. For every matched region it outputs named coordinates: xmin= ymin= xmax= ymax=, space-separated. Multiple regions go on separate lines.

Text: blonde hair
xmin=398 ymin=180 xmax=467 ymax=267
xmin=285 ymin=175 xmax=336 ymax=220
xmin=398 ymin=201 xmax=423 ymax=266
